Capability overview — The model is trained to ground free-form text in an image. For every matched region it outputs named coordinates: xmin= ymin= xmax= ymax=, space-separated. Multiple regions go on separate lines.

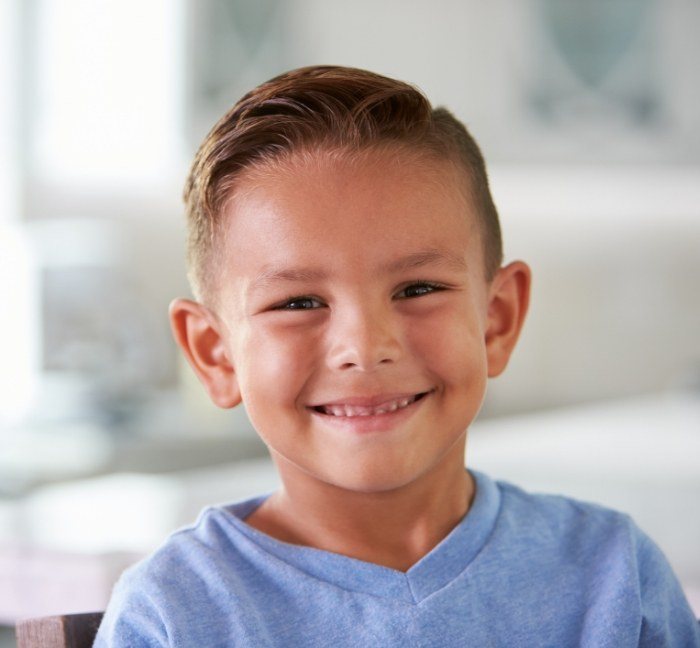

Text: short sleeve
xmin=93 ymin=567 xmax=169 ymax=648
xmin=634 ymin=525 xmax=700 ymax=647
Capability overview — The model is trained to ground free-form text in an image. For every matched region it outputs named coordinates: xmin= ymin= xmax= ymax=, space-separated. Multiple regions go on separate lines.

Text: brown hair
xmin=184 ymin=65 xmax=503 ymax=301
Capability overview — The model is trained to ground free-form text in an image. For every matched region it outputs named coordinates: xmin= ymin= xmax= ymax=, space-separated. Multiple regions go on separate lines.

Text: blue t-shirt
xmin=95 ymin=471 xmax=700 ymax=647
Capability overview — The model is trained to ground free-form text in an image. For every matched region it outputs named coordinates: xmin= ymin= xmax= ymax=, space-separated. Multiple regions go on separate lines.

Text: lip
xmin=307 ymin=390 xmax=432 ymax=434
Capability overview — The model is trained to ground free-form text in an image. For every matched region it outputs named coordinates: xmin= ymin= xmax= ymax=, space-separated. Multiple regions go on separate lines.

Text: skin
xmin=170 ymin=148 xmax=531 ymax=571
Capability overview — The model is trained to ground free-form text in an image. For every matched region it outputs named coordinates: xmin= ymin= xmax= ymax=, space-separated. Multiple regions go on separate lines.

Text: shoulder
xmin=121 ymin=501 xmax=252 ymax=588
xmin=490 ymin=479 xmax=657 ymax=586
xmin=94 ymin=499 xmax=264 ymax=647
xmin=491 ymin=476 xmax=674 ymax=576
xmin=492 ymin=476 xmax=639 ymax=547
xmin=484 ymin=475 xmax=700 ymax=645
xmin=468 ymin=471 xmax=651 ymax=589
xmin=494 ymin=475 xmax=622 ymax=521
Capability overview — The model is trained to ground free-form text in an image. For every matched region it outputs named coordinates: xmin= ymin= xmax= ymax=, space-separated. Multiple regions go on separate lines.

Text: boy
xmin=95 ymin=66 xmax=699 ymax=646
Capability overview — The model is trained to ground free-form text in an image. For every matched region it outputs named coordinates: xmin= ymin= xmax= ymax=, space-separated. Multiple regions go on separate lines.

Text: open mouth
xmin=311 ymin=391 xmax=430 ymax=418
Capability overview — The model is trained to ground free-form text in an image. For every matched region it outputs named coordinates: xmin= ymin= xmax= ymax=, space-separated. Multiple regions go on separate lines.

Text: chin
xmin=317 ymin=461 xmax=432 ymax=495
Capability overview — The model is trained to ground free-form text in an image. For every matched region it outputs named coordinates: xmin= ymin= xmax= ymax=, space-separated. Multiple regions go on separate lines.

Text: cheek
xmin=236 ymin=324 xmax=319 ymax=408
xmin=407 ymin=307 xmax=487 ymax=379
xmin=428 ymin=342 xmax=486 ymax=394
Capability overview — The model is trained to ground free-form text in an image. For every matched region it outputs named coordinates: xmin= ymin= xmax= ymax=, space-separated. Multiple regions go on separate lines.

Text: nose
xmin=326 ymin=303 xmax=402 ymax=372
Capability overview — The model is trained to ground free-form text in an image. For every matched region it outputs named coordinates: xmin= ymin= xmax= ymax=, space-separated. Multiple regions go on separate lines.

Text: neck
xmin=245 ymin=440 xmax=473 ymax=572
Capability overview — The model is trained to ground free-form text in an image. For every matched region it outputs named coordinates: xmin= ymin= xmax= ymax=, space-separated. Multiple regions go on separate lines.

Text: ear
xmin=168 ymin=298 xmax=242 ymax=408
xmin=484 ymin=261 xmax=531 ymax=378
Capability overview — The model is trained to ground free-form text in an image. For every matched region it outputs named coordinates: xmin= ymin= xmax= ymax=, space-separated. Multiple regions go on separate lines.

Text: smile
xmin=311 ymin=392 xmax=429 ymax=417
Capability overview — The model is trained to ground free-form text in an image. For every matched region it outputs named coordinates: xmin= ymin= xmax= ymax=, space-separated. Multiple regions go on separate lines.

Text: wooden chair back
xmin=15 ymin=612 xmax=104 ymax=648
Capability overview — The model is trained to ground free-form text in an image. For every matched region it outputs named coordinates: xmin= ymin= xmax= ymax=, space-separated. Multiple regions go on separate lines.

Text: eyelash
xmin=395 ymin=280 xmax=446 ymax=299
xmin=273 ymin=296 xmax=324 ymax=311
xmin=272 ymin=281 xmax=446 ymax=311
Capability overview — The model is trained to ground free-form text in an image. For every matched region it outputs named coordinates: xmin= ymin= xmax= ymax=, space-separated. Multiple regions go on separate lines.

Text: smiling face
xmin=166 ymin=147 xmax=527 ymax=506
xmin=202 ymin=147 xmax=495 ymax=494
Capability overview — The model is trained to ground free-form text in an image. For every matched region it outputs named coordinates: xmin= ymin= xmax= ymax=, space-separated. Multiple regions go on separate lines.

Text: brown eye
xmin=276 ymin=297 xmax=324 ymax=310
xmin=396 ymin=282 xmax=443 ymax=299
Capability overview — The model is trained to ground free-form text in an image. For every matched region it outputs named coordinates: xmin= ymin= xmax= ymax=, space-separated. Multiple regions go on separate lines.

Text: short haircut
xmin=184 ymin=65 xmax=503 ymax=301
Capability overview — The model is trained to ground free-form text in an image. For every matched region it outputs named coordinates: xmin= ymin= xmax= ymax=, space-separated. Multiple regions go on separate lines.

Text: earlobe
xmin=168 ymin=298 xmax=242 ymax=408
xmin=484 ymin=261 xmax=531 ymax=378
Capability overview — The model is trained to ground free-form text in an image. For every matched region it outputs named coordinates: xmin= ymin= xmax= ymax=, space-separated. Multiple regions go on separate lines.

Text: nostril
xmin=328 ymin=328 xmax=402 ymax=371
xmin=339 ymin=356 xmax=393 ymax=370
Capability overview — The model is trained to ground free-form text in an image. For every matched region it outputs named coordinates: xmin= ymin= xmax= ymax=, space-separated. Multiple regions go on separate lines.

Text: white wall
xmin=6 ymin=0 xmax=700 ymax=426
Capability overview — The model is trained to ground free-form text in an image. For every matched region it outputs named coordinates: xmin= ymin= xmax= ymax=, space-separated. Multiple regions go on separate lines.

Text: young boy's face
xmin=186 ymin=148 xmax=525 ymax=495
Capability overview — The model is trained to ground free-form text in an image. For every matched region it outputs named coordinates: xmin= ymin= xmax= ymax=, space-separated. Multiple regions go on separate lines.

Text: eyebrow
xmin=248 ymin=267 xmax=328 ymax=294
xmin=381 ymin=248 xmax=468 ymax=274
xmin=248 ymin=248 xmax=467 ymax=294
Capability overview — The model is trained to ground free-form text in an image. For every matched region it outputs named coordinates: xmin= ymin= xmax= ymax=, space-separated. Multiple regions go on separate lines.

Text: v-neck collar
xmin=221 ymin=470 xmax=501 ymax=604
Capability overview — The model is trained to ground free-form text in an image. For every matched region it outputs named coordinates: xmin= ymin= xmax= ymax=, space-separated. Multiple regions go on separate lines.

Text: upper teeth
xmin=320 ymin=395 xmax=418 ymax=417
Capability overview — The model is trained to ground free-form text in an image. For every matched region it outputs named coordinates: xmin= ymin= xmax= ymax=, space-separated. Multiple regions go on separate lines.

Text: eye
xmin=395 ymin=281 xmax=446 ymax=299
xmin=274 ymin=296 xmax=325 ymax=310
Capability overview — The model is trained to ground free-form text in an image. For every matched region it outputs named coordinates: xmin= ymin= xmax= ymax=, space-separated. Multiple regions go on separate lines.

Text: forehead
xmin=219 ymin=147 xmax=483 ymax=284
xmin=233 ymin=145 xmax=473 ymax=215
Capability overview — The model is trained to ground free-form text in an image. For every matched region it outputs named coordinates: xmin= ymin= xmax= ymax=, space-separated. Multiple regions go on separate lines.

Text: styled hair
xmin=184 ymin=65 xmax=503 ymax=301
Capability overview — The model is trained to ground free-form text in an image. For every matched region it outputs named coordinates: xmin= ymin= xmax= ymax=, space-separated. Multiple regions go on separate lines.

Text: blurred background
xmin=1 ymin=0 xmax=699 ymax=641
